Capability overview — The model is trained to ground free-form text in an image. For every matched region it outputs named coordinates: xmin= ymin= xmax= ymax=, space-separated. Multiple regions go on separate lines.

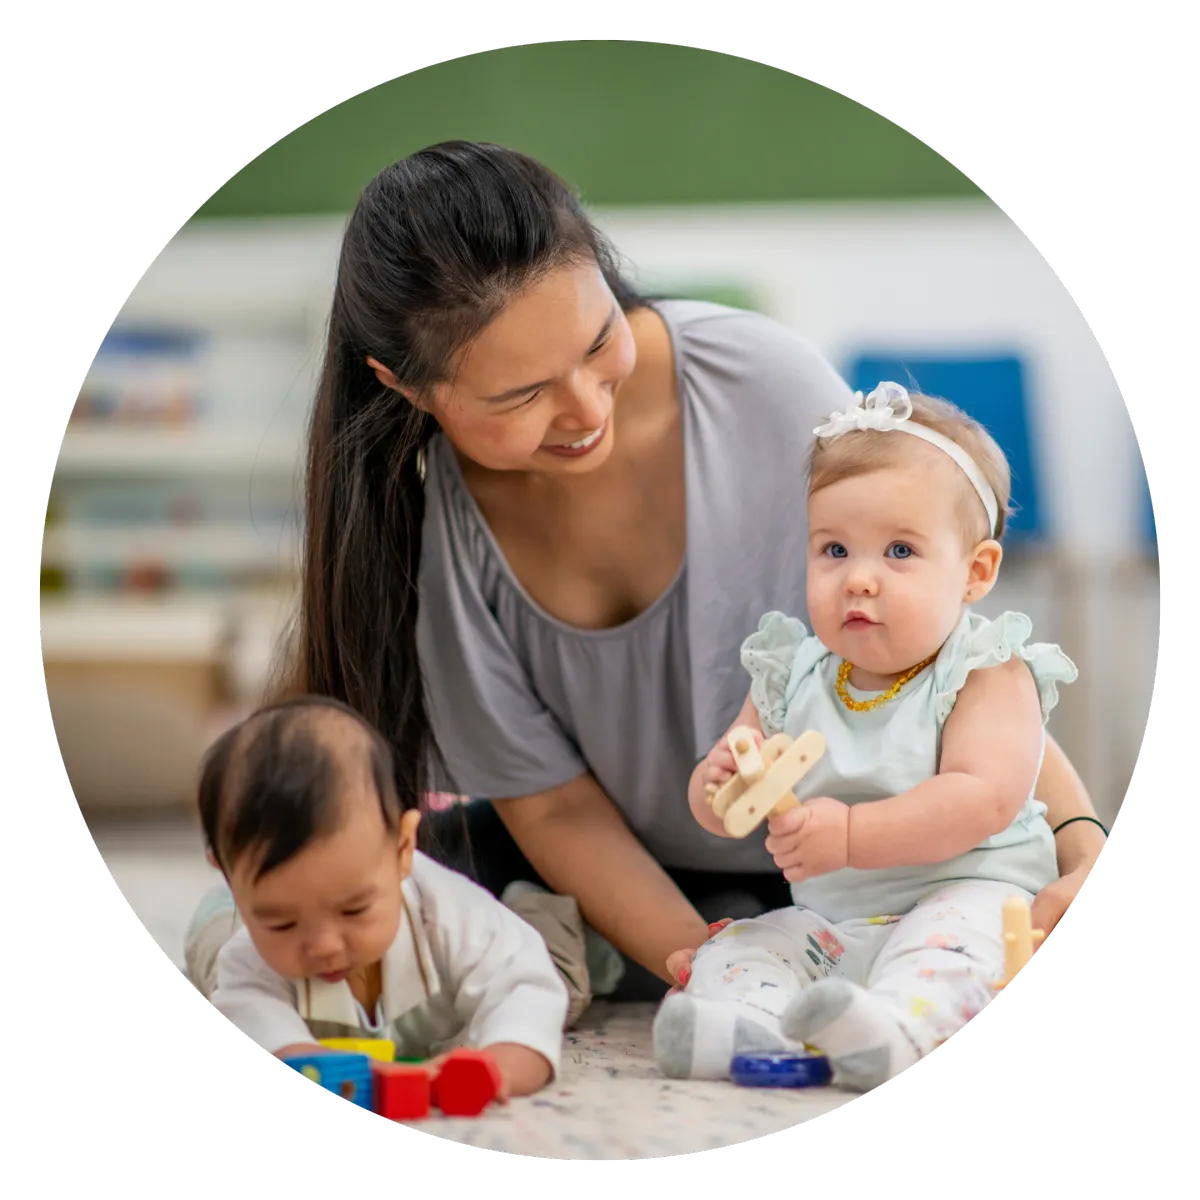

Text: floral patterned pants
xmin=687 ymin=879 xmax=1032 ymax=1058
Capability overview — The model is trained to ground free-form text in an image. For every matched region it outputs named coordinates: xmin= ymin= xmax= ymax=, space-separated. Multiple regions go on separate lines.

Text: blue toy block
xmin=282 ymin=1051 xmax=374 ymax=1110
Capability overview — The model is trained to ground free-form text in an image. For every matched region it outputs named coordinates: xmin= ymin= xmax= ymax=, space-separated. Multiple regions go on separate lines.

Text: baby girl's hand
xmin=765 ymin=798 xmax=851 ymax=883
xmin=664 ymin=920 xmax=734 ymax=993
xmin=703 ymin=730 xmax=765 ymax=790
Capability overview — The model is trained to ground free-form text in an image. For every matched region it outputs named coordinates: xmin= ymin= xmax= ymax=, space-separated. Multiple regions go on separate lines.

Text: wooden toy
xmin=282 ymin=1051 xmax=373 ymax=1110
xmin=431 ymin=1048 xmax=504 ymax=1117
xmin=994 ymin=894 xmax=1045 ymax=990
xmin=706 ymin=727 xmax=826 ymax=838
xmin=318 ymin=1037 xmax=396 ymax=1062
xmin=370 ymin=1060 xmax=433 ymax=1120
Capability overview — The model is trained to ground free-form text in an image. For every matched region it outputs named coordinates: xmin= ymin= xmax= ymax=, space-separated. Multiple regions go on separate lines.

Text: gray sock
xmin=783 ymin=979 xmax=918 ymax=1093
xmin=653 ymin=994 xmax=789 ymax=1080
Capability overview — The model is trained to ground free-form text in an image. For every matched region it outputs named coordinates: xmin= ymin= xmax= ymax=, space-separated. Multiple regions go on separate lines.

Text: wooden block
xmin=722 ymin=730 xmax=826 ymax=839
xmin=727 ymin=726 xmax=765 ymax=783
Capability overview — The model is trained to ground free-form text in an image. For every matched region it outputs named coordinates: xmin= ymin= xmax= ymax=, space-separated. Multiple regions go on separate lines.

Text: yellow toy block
xmin=318 ymin=1038 xmax=396 ymax=1062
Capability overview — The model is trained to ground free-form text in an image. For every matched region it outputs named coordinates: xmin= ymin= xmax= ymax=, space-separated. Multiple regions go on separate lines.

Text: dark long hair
xmin=285 ymin=141 xmax=643 ymax=815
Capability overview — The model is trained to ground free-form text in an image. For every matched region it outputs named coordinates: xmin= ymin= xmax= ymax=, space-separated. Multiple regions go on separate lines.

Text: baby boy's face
xmin=806 ymin=450 xmax=977 ymax=678
xmin=227 ymin=792 xmax=420 ymax=983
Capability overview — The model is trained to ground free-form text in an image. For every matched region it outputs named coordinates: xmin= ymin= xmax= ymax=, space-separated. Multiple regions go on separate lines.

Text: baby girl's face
xmin=806 ymin=453 xmax=980 ymax=681
xmin=227 ymin=797 xmax=420 ymax=984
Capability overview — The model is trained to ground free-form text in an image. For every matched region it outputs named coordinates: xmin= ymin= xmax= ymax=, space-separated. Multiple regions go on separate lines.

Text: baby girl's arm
xmin=848 ymin=656 xmax=1044 ymax=869
xmin=687 ymin=690 xmax=765 ymax=838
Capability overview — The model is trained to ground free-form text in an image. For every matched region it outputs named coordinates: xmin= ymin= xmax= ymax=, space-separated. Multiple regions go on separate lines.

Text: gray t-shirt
xmin=416 ymin=300 xmax=855 ymax=871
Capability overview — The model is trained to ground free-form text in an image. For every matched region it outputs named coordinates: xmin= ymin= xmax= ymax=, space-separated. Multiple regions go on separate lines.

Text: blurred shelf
xmin=41 ymin=595 xmax=230 ymax=661
xmin=54 ymin=427 xmax=302 ymax=476
xmin=41 ymin=522 xmax=301 ymax=571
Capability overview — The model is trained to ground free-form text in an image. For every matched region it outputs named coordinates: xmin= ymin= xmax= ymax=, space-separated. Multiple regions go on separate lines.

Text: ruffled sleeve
xmin=933 ymin=611 xmax=1078 ymax=728
xmin=740 ymin=612 xmax=828 ymax=737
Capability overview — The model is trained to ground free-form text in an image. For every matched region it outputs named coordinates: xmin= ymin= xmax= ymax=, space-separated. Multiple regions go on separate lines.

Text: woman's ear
xmin=964 ymin=539 xmax=1003 ymax=604
xmin=366 ymin=356 xmax=404 ymax=393
xmin=396 ymin=809 xmax=422 ymax=877
xmin=366 ymin=357 xmax=431 ymax=411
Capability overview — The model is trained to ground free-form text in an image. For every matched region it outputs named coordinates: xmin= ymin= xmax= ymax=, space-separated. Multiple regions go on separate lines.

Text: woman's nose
xmin=559 ymin=369 xmax=610 ymax=429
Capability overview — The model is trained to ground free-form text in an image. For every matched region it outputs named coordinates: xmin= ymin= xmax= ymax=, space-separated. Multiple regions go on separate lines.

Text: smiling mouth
xmin=543 ymin=422 xmax=607 ymax=456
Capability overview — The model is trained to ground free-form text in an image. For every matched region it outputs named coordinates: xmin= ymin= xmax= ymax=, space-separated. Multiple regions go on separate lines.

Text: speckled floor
xmin=88 ymin=810 xmax=856 ymax=1158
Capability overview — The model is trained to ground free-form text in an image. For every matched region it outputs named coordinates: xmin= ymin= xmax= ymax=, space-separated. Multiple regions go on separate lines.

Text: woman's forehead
xmin=452 ymin=261 xmax=612 ymax=391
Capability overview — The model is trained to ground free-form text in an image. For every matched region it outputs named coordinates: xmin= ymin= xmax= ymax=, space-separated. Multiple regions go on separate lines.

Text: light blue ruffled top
xmin=741 ymin=609 xmax=1078 ymax=922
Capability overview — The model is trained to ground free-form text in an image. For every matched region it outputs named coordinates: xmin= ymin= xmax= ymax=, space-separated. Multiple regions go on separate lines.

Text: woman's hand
xmin=765 ymin=798 xmax=850 ymax=882
xmin=664 ymin=920 xmax=734 ymax=994
xmin=1030 ymin=866 xmax=1090 ymax=943
xmin=702 ymin=729 xmax=764 ymax=791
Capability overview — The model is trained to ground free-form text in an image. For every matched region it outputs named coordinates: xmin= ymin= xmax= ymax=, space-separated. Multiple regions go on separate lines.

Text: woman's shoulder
xmin=654 ymin=299 xmax=853 ymax=424
xmin=420 ymin=436 xmax=503 ymax=587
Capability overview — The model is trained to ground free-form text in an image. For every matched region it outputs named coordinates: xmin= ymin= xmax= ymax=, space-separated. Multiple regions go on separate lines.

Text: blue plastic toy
xmin=282 ymin=1051 xmax=374 ymax=1110
xmin=730 ymin=1051 xmax=832 ymax=1088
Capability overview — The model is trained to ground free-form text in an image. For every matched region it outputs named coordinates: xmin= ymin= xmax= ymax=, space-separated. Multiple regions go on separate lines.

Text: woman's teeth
xmin=566 ymin=427 xmax=603 ymax=450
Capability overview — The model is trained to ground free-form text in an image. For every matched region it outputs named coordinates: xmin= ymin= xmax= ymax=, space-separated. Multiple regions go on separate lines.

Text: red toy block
xmin=370 ymin=1061 xmax=432 ymax=1120
xmin=431 ymin=1049 xmax=503 ymax=1117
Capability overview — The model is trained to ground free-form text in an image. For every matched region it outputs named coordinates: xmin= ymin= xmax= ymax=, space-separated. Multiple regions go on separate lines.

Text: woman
xmin=187 ymin=141 xmax=1107 ymax=1008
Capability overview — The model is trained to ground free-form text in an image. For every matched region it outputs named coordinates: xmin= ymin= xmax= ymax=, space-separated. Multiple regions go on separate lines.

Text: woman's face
xmin=378 ymin=260 xmax=637 ymax=475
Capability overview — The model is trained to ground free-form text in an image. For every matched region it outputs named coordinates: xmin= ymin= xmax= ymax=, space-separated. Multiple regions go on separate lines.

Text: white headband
xmin=814 ymin=381 xmax=1000 ymax=537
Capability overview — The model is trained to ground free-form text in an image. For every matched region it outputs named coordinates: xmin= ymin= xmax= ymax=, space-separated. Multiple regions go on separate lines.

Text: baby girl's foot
xmin=782 ymin=979 xmax=918 ymax=1092
xmin=653 ymin=993 xmax=790 ymax=1080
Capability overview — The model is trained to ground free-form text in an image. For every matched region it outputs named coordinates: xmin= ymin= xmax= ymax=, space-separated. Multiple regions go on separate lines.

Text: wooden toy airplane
xmin=993 ymin=895 xmax=1045 ymax=989
xmin=705 ymin=726 xmax=826 ymax=838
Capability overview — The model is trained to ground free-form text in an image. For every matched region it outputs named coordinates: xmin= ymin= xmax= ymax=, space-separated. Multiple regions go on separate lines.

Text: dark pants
xmin=424 ymin=798 xmax=791 ymax=1002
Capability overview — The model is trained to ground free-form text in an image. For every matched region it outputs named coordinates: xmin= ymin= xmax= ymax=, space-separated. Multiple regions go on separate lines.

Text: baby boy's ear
xmin=204 ymin=847 xmax=220 ymax=871
xmin=397 ymin=809 xmax=422 ymax=874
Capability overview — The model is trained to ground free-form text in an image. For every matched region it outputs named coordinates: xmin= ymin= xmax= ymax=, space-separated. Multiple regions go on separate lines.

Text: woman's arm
xmin=494 ymin=774 xmax=711 ymax=983
xmin=1027 ymin=734 xmax=1107 ymax=937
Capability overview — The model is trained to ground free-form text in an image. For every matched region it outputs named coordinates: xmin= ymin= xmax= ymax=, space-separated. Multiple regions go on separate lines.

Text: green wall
xmin=196 ymin=42 xmax=981 ymax=218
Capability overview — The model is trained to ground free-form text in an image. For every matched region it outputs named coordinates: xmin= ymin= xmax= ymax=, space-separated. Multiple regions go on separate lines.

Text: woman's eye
xmin=823 ymin=543 xmax=848 ymax=559
xmin=587 ymin=335 xmax=611 ymax=357
xmin=886 ymin=543 xmax=915 ymax=560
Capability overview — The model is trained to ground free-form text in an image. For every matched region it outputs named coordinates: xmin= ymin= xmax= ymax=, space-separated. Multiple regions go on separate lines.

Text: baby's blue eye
xmin=886 ymin=543 xmax=915 ymax=560
xmin=824 ymin=543 xmax=848 ymax=559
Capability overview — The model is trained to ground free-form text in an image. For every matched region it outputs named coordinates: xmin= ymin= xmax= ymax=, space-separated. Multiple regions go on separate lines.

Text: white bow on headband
xmin=813 ymin=381 xmax=1000 ymax=537
xmin=814 ymin=381 xmax=914 ymax=438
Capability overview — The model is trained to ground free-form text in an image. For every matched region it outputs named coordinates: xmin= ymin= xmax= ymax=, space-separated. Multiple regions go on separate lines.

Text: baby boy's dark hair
xmin=198 ymin=695 xmax=415 ymax=881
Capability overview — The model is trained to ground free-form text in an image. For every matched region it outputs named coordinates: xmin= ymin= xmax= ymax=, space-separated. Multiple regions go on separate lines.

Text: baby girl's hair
xmin=807 ymin=390 xmax=1012 ymax=542
xmin=197 ymin=695 xmax=412 ymax=882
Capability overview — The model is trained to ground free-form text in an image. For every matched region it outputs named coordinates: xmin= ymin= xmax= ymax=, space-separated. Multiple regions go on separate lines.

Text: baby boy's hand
xmin=703 ymin=729 xmax=765 ymax=790
xmin=765 ymin=797 xmax=850 ymax=883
